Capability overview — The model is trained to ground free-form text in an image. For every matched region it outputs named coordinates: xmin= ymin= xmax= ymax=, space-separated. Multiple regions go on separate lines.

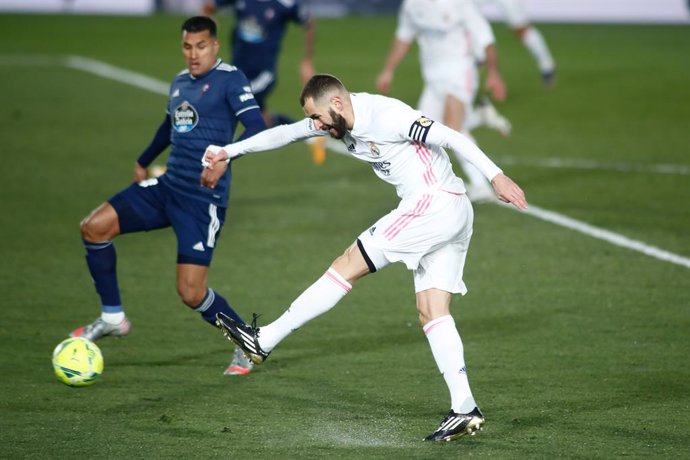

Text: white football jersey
xmin=396 ymin=0 xmax=495 ymax=80
xmin=220 ymin=92 xmax=502 ymax=201
xmin=340 ymin=93 xmax=465 ymax=199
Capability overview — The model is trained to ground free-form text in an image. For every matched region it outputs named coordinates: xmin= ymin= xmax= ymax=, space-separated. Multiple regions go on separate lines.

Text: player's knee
xmin=514 ymin=26 xmax=529 ymax=39
xmin=80 ymin=214 xmax=106 ymax=242
xmin=331 ymin=246 xmax=369 ymax=285
xmin=177 ymin=283 xmax=206 ymax=308
xmin=417 ymin=310 xmax=433 ymax=327
xmin=80 ymin=205 xmax=118 ymax=242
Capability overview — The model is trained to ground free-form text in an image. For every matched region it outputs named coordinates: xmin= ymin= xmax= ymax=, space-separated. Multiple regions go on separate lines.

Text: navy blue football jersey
xmin=216 ymin=0 xmax=309 ymax=79
xmin=160 ymin=59 xmax=260 ymax=208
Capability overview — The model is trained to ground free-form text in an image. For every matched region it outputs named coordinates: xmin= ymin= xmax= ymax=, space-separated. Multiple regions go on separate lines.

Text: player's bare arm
xmin=376 ymin=38 xmax=411 ymax=93
xmin=483 ymin=44 xmax=507 ymax=102
xmin=300 ymin=17 xmax=317 ymax=84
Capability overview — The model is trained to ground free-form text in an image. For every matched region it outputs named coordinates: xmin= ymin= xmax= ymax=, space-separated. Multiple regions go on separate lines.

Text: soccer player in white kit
xmin=376 ymin=0 xmax=510 ymax=203
xmin=202 ymin=74 xmax=527 ymax=442
xmin=475 ymin=0 xmax=556 ymax=86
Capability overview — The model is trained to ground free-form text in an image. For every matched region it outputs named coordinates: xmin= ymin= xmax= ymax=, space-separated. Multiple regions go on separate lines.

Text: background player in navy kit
xmin=201 ymin=0 xmax=325 ymax=163
xmin=202 ymin=0 xmax=315 ymax=127
xmin=70 ymin=16 xmax=266 ymax=375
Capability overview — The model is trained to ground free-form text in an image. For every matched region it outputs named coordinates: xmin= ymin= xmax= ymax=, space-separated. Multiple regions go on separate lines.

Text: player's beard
xmin=327 ymin=109 xmax=348 ymax=139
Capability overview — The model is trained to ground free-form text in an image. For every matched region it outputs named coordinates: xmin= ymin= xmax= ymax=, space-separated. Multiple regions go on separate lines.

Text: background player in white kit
xmin=376 ymin=0 xmax=511 ymax=203
xmin=475 ymin=0 xmax=556 ymax=86
xmin=202 ymin=74 xmax=527 ymax=442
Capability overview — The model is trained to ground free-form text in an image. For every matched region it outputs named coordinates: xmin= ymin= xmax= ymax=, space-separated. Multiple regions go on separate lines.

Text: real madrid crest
xmin=417 ymin=116 xmax=433 ymax=127
xmin=368 ymin=142 xmax=381 ymax=156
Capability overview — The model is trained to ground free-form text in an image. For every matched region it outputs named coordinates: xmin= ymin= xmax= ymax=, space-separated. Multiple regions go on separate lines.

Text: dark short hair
xmin=182 ymin=16 xmax=217 ymax=38
xmin=300 ymin=74 xmax=346 ymax=106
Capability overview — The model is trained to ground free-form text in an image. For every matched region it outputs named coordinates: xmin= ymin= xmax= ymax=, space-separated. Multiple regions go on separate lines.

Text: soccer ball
xmin=52 ymin=337 xmax=104 ymax=387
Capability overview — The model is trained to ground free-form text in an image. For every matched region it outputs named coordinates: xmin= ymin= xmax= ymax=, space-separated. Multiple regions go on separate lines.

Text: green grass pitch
xmin=0 ymin=13 xmax=689 ymax=458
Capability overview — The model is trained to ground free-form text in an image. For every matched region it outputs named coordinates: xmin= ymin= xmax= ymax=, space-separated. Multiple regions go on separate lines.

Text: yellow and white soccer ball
xmin=52 ymin=337 xmax=103 ymax=387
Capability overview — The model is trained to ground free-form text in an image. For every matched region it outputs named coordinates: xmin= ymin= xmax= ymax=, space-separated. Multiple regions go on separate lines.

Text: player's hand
xmin=133 ymin=162 xmax=148 ymax=183
xmin=201 ymin=1 xmax=216 ymax=17
xmin=485 ymin=70 xmax=507 ymax=102
xmin=491 ymin=173 xmax=527 ymax=209
xmin=376 ymin=70 xmax=393 ymax=93
xmin=201 ymin=145 xmax=226 ymax=168
xmin=201 ymin=147 xmax=231 ymax=189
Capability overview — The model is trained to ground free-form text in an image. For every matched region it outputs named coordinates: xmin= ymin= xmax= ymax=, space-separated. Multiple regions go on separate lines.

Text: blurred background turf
xmin=0 ymin=14 xmax=688 ymax=458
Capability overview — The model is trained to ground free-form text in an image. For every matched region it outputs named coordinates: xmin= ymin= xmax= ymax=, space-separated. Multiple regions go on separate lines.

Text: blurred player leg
xmin=497 ymin=0 xmax=556 ymax=86
xmin=519 ymin=26 xmax=556 ymax=86
xmin=443 ymin=95 xmax=495 ymax=203
xmin=467 ymin=95 xmax=512 ymax=137
xmin=307 ymin=136 xmax=327 ymax=165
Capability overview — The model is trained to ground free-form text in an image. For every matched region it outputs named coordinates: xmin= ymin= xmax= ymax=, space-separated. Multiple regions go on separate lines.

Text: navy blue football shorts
xmin=108 ymin=178 xmax=226 ymax=266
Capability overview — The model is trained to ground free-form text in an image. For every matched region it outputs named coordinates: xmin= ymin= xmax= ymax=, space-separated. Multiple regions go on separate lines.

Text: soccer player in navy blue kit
xmin=202 ymin=0 xmax=326 ymax=163
xmin=70 ymin=16 xmax=266 ymax=375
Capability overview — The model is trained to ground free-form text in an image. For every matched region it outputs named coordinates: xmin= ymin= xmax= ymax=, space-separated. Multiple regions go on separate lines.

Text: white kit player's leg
xmin=467 ymin=96 xmax=512 ymax=137
xmin=521 ymin=27 xmax=556 ymax=83
xmin=423 ymin=312 xmax=485 ymax=442
xmin=216 ymin=267 xmax=352 ymax=364
xmin=258 ymin=268 xmax=352 ymax=351
xmin=424 ymin=315 xmax=478 ymax=414
xmin=496 ymin=0 xmax=555 ymax=84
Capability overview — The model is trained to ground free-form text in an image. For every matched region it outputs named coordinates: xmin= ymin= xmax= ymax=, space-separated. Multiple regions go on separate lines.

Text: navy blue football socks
xmin=195 ymin=288 xmax=245 ymax=326
xmin=83 ymin=240 xmax=123 ymax=313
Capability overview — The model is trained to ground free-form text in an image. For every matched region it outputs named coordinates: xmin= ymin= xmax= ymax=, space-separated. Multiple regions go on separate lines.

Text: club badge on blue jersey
xmin=173 ymin=101 xmax=199 ymax=133
xmin=238 ymin=17 xmax=264 ymax=43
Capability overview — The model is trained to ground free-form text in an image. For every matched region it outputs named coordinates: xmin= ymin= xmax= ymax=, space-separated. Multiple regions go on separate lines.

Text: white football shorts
xmin=418 ymin=62 xmax=479 ymax=129
xmin=357 ymin=191 xmax=474 ymax=294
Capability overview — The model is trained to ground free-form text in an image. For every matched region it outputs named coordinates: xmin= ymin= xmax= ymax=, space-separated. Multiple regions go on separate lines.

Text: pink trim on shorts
xmin=383 ymin=194 xmax=433 ymax=241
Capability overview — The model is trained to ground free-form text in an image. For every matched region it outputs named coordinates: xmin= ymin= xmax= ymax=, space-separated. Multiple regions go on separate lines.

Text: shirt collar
xmin=189 ymin=59 xmax=222 ymax=80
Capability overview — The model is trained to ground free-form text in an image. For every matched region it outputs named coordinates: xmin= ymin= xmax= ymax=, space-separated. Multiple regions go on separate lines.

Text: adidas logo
xmin=193 ymin=242 xmax=205 ymax=252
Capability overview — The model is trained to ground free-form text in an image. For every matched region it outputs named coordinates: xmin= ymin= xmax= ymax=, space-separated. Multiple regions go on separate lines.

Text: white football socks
xmin=423 ymin=315 xmax=477 ymax=414
xmin=101 ymin=311 xmax=125 ymax=325
xmin=522 ymin=26 xmax=555 ymax=73
xmin=258 ymin=267 xmax=352 ymax=352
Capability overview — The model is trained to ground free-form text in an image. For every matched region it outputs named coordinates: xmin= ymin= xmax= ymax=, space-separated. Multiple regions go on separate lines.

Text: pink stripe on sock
xmin=423 ymin=315 xmax=454 ymax=336
xmin=325 ymin=268 xmax=352 ymax=293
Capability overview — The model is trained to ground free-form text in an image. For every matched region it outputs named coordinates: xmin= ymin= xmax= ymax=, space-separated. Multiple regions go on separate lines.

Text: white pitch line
xmin=507 ymin=203 xmax=690 ymax=269
xmin=495 ymin=155 xmax=690 ymax=176
xmin=63 ymin=55 xmax=169 ymax=96
xmin=3 ymin=53 xmax=688 ymax=269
